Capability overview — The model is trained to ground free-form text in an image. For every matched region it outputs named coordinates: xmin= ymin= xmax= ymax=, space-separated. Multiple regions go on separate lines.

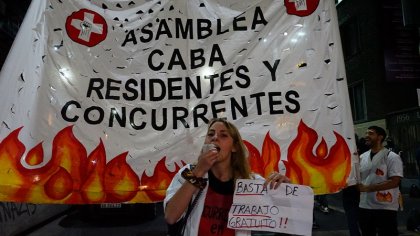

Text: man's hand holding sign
xmin=228 ymin=179 xmax=314 ymax=236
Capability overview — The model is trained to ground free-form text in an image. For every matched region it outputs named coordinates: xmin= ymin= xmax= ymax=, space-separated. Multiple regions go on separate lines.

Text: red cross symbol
xmin=284 ymin=0 xmax=320 ymax=17
xmin=65 ymin=9 xmax=108 ymax=47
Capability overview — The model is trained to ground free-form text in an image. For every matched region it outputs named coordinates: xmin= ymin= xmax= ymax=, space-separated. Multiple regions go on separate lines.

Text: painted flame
xmin=140 ymin=157 xmax=185 ymax=202
xmin=0 ymin=126 xmax=175 ymax=204
xmin=375 ymin=168 xmax=384 ymax=176
xmin=0 ymin=120 xmax=352 ymax=203
xmin=284 ymin=121 xmax=351 ymax=194
xmin=245 ymin=133 xmax=280 ymax=178
xmin=376 ymin=192 xmax=392 ymax=202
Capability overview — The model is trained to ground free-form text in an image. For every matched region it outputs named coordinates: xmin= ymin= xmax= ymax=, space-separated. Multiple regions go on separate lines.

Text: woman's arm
xmin=164 ymin=179 xmax=200 ymax=224
xmin=165 ymin=148 xmax=216 ymax=224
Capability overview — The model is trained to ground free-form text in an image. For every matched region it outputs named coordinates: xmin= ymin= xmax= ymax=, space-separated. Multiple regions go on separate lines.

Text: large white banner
xmin=0 ymin=0 xmax=357 ymax=204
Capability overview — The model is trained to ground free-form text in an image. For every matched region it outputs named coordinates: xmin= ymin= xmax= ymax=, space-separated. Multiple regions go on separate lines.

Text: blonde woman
xmin=164 ymin=118 xmax=289 ymax=236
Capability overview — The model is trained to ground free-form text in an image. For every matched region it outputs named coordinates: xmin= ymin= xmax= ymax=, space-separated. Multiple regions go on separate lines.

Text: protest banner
xmin=0 ymin=0 xmax=356 ymax=204
xmin=228 ymin=179 xmax=314 ymax=235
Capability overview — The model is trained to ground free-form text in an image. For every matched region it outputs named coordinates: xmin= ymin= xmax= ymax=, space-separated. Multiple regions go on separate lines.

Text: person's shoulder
xmin=387 ymin=150 xmax=401 ymax=158
xmin=360 ymin=150 xmax=370 ymax=158
xmin=385 ymin=150 xmax=403 ymax=164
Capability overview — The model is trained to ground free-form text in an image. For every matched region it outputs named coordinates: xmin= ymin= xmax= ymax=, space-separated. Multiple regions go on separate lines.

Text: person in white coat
xmin=164 ymin=118 xmax=290 ymax=236
xmin=358 ymin=126 xmax=403 ymax=236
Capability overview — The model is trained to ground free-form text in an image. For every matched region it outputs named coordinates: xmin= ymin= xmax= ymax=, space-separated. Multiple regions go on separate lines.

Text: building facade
xmin=336 ymin=0 xmax=420 ymax=178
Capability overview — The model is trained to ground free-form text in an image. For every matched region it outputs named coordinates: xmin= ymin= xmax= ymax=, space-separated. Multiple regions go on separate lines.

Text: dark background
xmin=0 ymin=0 xmax=31 ymax=66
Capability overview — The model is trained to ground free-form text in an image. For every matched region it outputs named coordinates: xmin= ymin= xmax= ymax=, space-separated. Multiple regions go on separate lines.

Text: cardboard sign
xmin=228 ymin=179 xmax=314 ymax=235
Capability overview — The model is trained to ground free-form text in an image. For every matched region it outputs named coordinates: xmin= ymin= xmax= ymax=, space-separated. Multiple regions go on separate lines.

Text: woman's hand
xmin=264 ymin=172 xmax=290 ymax=190
xmin=192 ymin=144 xmax=219 ymax=177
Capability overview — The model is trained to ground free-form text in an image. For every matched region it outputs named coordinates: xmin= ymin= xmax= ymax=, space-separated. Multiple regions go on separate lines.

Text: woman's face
xmin=205 ymin=121 xmax=236 ymax=163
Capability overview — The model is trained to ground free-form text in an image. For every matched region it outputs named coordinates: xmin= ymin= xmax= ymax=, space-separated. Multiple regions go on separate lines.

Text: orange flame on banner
xmin=0 ymin=126 xmax=173 ymax=204
xmin=103 ymin=153 xmax=140 ymax=202
xmin=0 ymin=121 xmax=351 ymax=203
xmin=284 ymin=121 xmax=351 ymax=194
xmin=245 ymin=133 xmax=280 ymax=178
xmin=140 ymin=157 xmax=185 ymax=202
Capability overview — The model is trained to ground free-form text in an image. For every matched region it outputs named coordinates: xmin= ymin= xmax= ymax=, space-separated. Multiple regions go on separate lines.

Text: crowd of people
xmin=164 ymin=120 xmax=407 ymax=236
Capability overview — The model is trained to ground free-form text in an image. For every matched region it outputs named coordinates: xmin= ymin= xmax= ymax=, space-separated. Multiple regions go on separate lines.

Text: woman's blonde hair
xmin=207 ymin=118 xmax=252 ymax=180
